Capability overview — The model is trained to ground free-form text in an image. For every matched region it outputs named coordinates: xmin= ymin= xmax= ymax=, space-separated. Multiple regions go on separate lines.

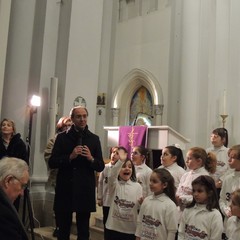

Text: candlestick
xmin=220 ymin=114 xmax=228 ymax=128
xmin=223 ymin=90 xmax=226 ymax=114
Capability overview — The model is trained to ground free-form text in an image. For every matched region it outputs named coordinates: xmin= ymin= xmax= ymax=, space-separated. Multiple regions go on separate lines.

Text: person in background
xmin=49 ymin=106 xmax=105 ymax=240
xmin=97 ymin=146 xmax=128 ymax=240
xmin=44 ymin=116 xmax=72 ymax=237
xmin=206 ymin=128 xmax=230 ymax=194
xmin=178 ymin=175 xmax=223 ymax=239
xmin=135 ymin=168 xmax=178 ymax=240
xmin=159 ymin=145 xmax=186 ymax=188
xmin=131 ymin=145 xmax=152 ymax=199
xmin=0 ymin=118 xmax=28 ymax=211
xmin=105 ymin=148 xmax=142 ymax=240
xmin=0 ymin=157 xmax=29 ymax=240
xmin=219 ymin=145 xmax=240 ymax=231
xmin=225 ymin=188 xmax=240 ymax=239
xmin=176 ymin=147 xmax=217 ymax=212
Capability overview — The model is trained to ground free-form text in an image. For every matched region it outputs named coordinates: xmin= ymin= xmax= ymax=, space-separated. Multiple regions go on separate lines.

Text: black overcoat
xmin=0 ymin=133 xmax=28 ymax=162
xmin=48 ymin=125 xmax=104 ymax=212
xmin=0 ymin=188 xmax=29 ymax=240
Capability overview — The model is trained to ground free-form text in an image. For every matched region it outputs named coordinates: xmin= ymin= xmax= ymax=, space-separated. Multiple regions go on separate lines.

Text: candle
xmin=223 ymin=90 xmax=226 ymax=114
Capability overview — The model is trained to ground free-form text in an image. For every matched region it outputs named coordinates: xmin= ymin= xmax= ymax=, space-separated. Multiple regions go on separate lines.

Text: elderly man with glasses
xmin=0 ymin=157 xmax=29 ymax=239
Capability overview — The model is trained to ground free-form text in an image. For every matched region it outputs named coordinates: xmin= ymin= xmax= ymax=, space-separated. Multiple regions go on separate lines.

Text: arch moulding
xmin=111 ymin=68 xmax=164 ymax=125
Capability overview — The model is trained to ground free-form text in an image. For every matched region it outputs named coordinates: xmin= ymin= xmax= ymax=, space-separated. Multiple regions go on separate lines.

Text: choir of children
xmin=97 ymin=140 xmax=240 ymax=240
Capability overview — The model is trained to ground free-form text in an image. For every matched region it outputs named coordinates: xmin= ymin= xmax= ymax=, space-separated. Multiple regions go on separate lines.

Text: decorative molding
xmin=154 ymin=104 xmax=164 ymax=115
xmin=111 ymin=108 xmax=120 ymax=118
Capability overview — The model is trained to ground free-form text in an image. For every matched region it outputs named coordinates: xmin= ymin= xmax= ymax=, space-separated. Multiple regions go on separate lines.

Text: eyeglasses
xmin=12 ymin=176 xmax=28 ymax=190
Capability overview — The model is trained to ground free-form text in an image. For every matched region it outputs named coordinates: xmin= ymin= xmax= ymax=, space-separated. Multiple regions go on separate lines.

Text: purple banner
xmin=119 ymin=126 xmax=148 ymax=158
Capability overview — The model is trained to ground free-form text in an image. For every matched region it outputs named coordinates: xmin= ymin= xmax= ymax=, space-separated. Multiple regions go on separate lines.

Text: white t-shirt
xmin=97 ymin=162 xmax=114 ymax=207
xmin=176 ymin=167 xmax=209 ymax=205
xmin=226 ymin=216 xmax=240 ymax=240
xmin=135 ymin=163 xmax=152 ymax=197
xmin=135 ymin=193 xmax=178 ymax=240
xmin=159 ymin=162 xmax=186 ymax=188
xmin=219 ymin=171 xmax=240 ymax=217
xmin=106 ymin=160 xmax=143 ymax=234
xmin=206 ymin=145 xmax=229 ymax=181
xmin=178 ymin=204 xmax=223 ymax=240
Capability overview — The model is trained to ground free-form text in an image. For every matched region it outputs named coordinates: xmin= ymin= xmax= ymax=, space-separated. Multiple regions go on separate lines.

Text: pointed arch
xmin=111 ymin=68 xmax=163 ymax=125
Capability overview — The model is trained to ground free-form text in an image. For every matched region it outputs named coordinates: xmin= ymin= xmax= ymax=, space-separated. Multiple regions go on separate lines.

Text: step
xmin=33 ymin=226 xmax=77 ymax=240
xmin=33 ymin=225 xmax=103 ymax=240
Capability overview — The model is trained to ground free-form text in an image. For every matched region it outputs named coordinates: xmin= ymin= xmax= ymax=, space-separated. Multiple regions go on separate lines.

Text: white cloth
xmin=135 ymin=163 xmax=152 ymax=197
xmin=178 ymin=204 xmax=223 ymax=240
xmin=97 ymin=162 xmax=114 ymax=206
xmin=176 ymin=167 xmax=209 ymax=205
xmin=225 ymin=216 xmax=240 ymax=240
xmin=219 ymin=171 xmax=240 ymax=217
xmin=158 ymin=162 xmax=186 ymax=188
xmin=135 ymin=193 xmax=178 ymax=240
xmin=206 ymin=145 xmax=230 ymax=181
xmin=106 ymin=160 xmax=143 ymax=234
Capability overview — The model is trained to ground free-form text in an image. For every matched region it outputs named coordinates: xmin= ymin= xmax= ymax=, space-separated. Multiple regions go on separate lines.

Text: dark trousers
xmin=56 ymin=211 xmax=90 ymax=240
xmin=102 ymin=206 xmax=110 ymax=240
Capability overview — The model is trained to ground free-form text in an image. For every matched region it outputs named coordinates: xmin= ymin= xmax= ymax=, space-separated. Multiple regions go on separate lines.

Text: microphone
xmin=77 ymin=129 xmax=83 ymax=145
xmin=132 ymin=112 xmax=154 ymax=126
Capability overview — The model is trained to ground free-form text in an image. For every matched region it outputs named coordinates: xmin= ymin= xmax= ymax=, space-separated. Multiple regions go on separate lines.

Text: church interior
xmin=0 ymin=0 xmax=239 ymax=239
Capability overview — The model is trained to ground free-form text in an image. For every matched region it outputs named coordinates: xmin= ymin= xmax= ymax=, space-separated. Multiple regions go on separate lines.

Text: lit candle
xmin=223 ymin=90 xmax=226 ymax=114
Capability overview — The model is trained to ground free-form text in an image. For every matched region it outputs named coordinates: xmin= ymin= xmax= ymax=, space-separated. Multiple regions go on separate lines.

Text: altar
xmin=104 ymin=126 xmax=190 ymax=168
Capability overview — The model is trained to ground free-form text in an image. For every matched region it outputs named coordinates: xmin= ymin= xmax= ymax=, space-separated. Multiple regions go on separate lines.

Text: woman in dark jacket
xmin=0 ymin=118 xmax=28 ymax=211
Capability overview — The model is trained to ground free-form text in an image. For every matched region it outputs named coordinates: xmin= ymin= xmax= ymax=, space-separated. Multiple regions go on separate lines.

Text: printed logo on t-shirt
xmin=185 ymin=224 xmax=208 ymax=239
xmin=112 ymin=196 xmax=135 ymax=222
xmin=142 ymin=215 xmax=161 ymax=227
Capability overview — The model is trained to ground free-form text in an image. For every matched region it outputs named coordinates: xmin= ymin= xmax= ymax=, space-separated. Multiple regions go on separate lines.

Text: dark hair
xmin=69 ymin=106 xmax=88 ymax=118
xmin=118 ymin=159 xmax=137 ymax=182
xmin=134 ymin=145 xmax=150 ymax=165
xmin=152 ymin=168 xmax=177 ymax=204
xmin=212 ymin=128 xmax=228 ymax=147
xmin=187 ymin=175 xmax=220 ymax=211
xmin=109 ymin=146 xmax=128 ymax=158
xmin=165 ymin=145 xmax=186 ymax=169
xmin=189 ymin=147 xmax=217 ymax=174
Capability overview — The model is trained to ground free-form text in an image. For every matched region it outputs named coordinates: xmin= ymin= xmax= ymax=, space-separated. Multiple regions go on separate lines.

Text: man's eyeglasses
xmin=12 ymin=176 xmax=28 ymax=190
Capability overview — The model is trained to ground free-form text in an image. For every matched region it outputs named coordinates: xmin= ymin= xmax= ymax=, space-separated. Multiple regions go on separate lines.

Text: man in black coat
xmin=0 ymin=157 xmax=29 ymax=240
xmin=49 ymin=106 xmax=105 ymax=240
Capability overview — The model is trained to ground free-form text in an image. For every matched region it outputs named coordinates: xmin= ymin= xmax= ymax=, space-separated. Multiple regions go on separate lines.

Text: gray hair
xmin=0 ymin=157 xmax=29 ymax=181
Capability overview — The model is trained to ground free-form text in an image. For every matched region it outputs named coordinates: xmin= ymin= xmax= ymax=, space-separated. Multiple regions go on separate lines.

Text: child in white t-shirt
xmin=131 ymin=145 xmax=152 ymax=198
xmin=219 ymin=145 xmax=240 ymax=227
xmin=135 ymin=168 xmax=178 ymax=240
xmin=159 ymin=145 xmax=186 ymax=188
xmin=176 ymin=147 xmax=217 ymax=211
xmin=178 ymin=175 xmax=223 ymax=239
xmin=225 ymin=189 xmax=240 ymax=239
xmin=105 ymin=149 xmax=142 ymax=240
xmin=97 ymin=146 xmax=127 ymax=240
xmin=206 ymin=128 xmax=230 ymax=192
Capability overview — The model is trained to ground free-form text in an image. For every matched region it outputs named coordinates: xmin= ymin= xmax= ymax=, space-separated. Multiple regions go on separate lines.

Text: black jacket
xmin=49 ymin=125 xmax=104 ymax=212
xmin=0 ymin=188 xmax=28 ymax=240
xmin=0 ymin=133 xmax=27 ymax=163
